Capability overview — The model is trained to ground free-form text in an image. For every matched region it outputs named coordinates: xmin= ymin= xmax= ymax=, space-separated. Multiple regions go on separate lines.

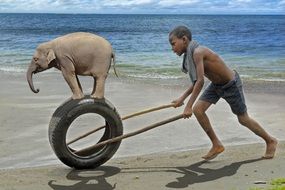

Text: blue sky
xmin=0 ymin=0 xmax=284 ymax=14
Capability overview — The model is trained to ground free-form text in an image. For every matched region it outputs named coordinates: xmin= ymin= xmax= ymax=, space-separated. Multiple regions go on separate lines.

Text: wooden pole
xmin=67 ymin=103 xmax=175 ymax=145
xmin=121 ymin=103 xmax=175 ymax=120
xmin=67 ymin=125 xmax=105 ymax=145
xmin=74 ymin=114 xmax=183 ymax=155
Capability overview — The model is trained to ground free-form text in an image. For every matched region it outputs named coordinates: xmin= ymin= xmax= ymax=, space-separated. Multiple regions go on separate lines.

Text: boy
xmin=169 ymin=26 xmax=277 ymax=160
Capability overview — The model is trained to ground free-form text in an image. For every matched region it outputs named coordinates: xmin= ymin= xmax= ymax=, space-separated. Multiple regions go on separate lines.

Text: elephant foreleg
xmin=62 ymin=69 xmax=84 ymax=99
xmin=91 ymin=75 xmax=106 ymax=99
xmin=76 ymin=75 xmax=83 ymax=92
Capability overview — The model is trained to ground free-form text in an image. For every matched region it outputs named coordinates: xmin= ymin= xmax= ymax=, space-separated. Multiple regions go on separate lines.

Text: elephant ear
xmin=47 ymin=49 xmax=56 ymax=64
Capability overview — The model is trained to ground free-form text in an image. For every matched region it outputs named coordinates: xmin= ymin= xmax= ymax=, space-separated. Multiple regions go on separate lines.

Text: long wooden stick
xmin=74 ymin=114 xmax=183 ymax=155
xmin=67 ymin=103 xmax=175 ymax=145
xmin=67 ymin=125 xmax=105 ymax=145
xmin=121 ymin=103 xmax=175 ymax=120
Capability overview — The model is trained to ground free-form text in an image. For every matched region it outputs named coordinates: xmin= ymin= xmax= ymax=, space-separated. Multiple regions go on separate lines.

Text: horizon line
xmin=0 ymin=12 xmax=284 ymax=16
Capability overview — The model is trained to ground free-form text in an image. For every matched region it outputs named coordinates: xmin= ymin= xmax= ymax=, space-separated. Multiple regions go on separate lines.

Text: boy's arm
xmin=172 ymin=85 xmax=194 ymax=107
xmin=181 ymin=85 xmax=194 ymax=100
xmin=183 ymin=49 xmax=205 ymax=118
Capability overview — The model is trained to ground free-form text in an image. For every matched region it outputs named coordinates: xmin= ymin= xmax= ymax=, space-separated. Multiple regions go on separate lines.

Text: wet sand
xmin=0 ymin=142 xmax=285 ymax=190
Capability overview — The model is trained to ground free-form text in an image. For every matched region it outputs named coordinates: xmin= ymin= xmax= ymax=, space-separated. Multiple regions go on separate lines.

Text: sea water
xmin=0 ymin=14 xmax=284 ymax=81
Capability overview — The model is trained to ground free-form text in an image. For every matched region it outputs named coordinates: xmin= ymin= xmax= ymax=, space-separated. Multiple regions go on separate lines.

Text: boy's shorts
xmin=199 ymin=71 xmax=247 ymax=115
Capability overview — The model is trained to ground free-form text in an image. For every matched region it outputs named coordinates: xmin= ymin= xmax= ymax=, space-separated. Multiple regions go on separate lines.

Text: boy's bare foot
xmin=263 ymin=138 xmax=278 ymax=159
xmin=202 ymin=145 xmax=225 ymax=161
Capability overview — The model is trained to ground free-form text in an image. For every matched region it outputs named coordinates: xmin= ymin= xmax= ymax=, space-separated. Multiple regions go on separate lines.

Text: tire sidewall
xmin=49 ymin=97 xmax=123 ymax=169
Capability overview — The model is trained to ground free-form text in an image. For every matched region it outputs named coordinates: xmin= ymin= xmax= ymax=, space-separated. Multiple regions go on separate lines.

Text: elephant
xmin=26 ymin=32 xmax=117 ymax=99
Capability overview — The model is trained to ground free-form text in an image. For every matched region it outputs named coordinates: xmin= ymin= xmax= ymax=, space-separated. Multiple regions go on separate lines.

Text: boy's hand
xmin=172 ymin=98 xmax=184 ymax=108
xmin=183 ymin=106 xmax=193 ymax=119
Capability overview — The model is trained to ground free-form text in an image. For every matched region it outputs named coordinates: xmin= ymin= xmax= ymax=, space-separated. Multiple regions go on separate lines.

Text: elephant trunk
xmin=26 ymin=65 xmax=40 ymax=93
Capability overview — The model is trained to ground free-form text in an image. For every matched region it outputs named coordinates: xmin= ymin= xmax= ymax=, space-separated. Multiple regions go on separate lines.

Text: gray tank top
xmin=181 ymin=40 xmax=199 ymax=84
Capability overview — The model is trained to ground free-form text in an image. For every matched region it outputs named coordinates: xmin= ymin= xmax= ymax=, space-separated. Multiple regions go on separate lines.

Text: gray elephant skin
xmin=26 ymin=32 xmax=117 ymax=99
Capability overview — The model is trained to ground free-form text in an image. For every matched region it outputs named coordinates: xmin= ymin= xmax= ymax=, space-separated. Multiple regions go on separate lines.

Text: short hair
xmin=169 ymin=26 xmax=192 ymax=41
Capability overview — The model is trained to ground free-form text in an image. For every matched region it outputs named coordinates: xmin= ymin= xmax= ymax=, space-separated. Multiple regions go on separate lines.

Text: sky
xmin=0 ymin=0 xmax=284 ymax=14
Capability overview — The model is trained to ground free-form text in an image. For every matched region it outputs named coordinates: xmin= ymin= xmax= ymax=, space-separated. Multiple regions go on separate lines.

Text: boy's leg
xmin=193 ymin=100 xmax=225 ymax=160
xmin=223 ymin=71 xmax=277 ymax=158
xmin=237 ymin=113 xmax=278 ymax=159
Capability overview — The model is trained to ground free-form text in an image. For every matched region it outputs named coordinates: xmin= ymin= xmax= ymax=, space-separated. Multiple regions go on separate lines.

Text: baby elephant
xmin=26 ymin=32 xmax=117 ymax=99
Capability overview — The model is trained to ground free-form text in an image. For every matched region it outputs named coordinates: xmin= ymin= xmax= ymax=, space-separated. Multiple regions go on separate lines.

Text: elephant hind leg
xmin=91 ymin=77 xmax=96 ymax=95
xmin=91 ymin=75 xmax=106 ymax=99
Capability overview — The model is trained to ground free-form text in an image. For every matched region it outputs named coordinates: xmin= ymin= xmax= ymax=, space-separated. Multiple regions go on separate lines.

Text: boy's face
xmin=169 ymin=35 xmax=188 ymax=56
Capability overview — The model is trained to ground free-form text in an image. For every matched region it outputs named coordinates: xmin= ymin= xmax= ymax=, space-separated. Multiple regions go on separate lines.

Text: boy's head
xmin=169 ymin=26 xmax=192 ymax=56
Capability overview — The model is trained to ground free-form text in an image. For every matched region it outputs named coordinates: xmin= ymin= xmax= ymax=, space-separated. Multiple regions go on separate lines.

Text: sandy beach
xmin=0 ymin=71 xmax=285 ymax=189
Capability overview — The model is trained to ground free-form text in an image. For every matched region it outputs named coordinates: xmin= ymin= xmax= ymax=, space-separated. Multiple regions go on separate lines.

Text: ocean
xmin=0 ymin=13 xmax=284 ymax=81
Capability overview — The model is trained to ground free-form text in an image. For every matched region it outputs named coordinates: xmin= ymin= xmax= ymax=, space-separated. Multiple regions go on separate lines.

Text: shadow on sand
xmin=48 ymin=166 xmax=120 ymax=190
xmin=165 ymin=157 xmax=263 ymax=188
xmin=121 ymin=157 xmax=263 ymax=189
xmin=48 ymin=158 xmax=263 ymax=189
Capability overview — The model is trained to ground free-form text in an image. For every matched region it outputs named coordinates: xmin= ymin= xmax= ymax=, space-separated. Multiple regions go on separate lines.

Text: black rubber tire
xmin=48 ymin=95 xmax=123 ymax=169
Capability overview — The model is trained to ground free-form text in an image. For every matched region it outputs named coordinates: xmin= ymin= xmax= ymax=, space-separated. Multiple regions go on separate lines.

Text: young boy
xmin=169 ymin=26 xmax=277 ymax=160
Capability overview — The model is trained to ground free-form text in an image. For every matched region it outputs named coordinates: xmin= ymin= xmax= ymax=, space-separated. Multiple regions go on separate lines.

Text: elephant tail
xmin=111 ymin=52 xmax=118 ymax=77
